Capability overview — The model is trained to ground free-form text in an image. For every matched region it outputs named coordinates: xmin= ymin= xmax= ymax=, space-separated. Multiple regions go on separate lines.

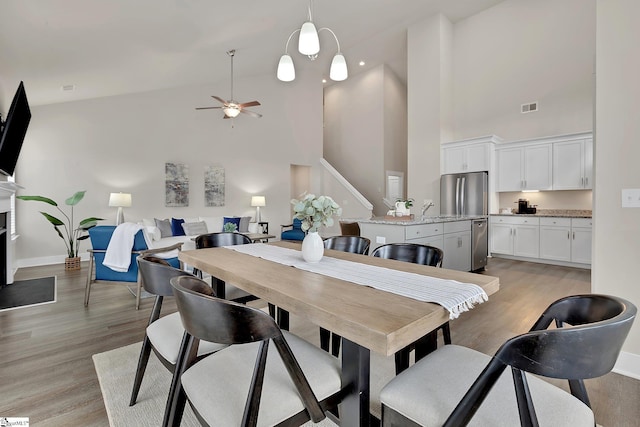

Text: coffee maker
xmin=517 ymin=199 xmax=537 ymax=214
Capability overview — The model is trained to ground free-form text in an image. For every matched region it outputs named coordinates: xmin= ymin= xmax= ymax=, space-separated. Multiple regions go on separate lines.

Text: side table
xmin=258 ymin=221 xmax=269 ymax=234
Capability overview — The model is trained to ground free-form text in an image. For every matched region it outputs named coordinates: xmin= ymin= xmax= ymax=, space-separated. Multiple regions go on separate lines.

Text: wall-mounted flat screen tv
xmin=0 ymin=81 xmax=31 ymax=177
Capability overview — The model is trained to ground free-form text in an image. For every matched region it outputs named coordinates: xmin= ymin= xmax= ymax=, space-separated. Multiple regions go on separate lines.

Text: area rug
xmin=0 ymin=276 xmax=56 ymax=311
xmin=94 ymin=342 xmax=382 ymax=426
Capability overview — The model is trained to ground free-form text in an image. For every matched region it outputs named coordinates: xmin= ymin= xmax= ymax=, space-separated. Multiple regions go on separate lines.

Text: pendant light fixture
xmin=277 ymin=0 xmax=348 ymax=82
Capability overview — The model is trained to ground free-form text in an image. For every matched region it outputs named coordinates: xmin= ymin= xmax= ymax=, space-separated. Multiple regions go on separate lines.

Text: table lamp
xmin=109 ymin=192 xmax=132 ymax=225
xmin=251 ymin=196 xmax=266 ymax=223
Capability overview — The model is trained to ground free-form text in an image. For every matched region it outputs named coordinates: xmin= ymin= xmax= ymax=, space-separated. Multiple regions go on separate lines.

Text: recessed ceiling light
xmin=322 ymin=78 xmax=327 ymax=83
xmin=61 ymin=84 xmax=75 ymax=92
xmin=359 ymin=61 xmax=365 ymax=66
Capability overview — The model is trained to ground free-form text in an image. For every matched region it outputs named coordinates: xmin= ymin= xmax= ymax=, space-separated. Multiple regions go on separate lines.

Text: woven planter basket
xmin=65 ymin=256 xmax=82 ymax=271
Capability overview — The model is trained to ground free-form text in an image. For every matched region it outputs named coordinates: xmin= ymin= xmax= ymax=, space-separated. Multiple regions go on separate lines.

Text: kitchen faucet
xmin=421 ymin=200 xmax=435 ymax=219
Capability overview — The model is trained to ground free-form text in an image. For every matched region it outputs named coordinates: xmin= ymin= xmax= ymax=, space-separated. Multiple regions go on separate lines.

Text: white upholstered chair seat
xmin=380 ymin=344 xmax=594 ymax=426
xmin=181 ymin=330 xmax=342 ymax=426
xmin=146 ymin=312 xmax=226 ymax=364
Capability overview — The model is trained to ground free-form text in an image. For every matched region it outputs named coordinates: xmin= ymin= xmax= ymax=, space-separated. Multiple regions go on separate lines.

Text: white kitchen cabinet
xmin=540 ymin=217 xmax=591 ymax=264
xmin=490 ymin=216 xmax=540 ymax=258
xmin=442 ymin=221 xmax=471 ymax=271
xmin=497 ymin=143 xmax=552 ymax=191
xmin=540 ymin=217 xmax=572 ymax=262
xmin=442 ymin=143 xmax=490 ymax=174
xmin=405 ymin=223 xmax=445 ymax=253
xmin=571 ymin=218 xmax=592 ymax=264
xmin=441 ymin=136 xmax=500 ymax=174
xmin=553 ymin=138 xmax=593 ymax=190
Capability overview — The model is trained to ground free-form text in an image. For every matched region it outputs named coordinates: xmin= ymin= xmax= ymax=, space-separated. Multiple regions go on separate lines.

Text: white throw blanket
xmin=229 ymin=244 xmax=488 ymax=319
xmin=103 ymin=223 xmax=149 ymax=272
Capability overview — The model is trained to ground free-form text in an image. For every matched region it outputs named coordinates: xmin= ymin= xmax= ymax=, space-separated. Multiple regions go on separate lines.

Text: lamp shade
xmin=109 ymin=192 xmax=132 ymax=207
xmin=251 ymin=196 xmax=266 ymax=207
xmin=329 ymin=53 xmax=348 ymax=81
xmin=298 ymin=21 xmax=320 ymax=56
xmin=277 ymin=54 xmax=296 ymax=82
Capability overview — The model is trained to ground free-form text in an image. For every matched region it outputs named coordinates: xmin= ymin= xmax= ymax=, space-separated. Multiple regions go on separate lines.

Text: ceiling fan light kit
xmin=195 ymin=49 xmax=262 ymax=120
xmin=277 ymin=0 xmax=348 ymax=82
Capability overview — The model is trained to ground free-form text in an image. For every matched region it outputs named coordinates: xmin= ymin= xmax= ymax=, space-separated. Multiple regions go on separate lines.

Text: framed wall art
xmin=165 ymin=162 xmax=189 ymax=207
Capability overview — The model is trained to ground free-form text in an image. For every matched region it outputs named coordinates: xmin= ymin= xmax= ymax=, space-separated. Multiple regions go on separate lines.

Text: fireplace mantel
xmin=0 ymin=181 xmax=20 ymax=286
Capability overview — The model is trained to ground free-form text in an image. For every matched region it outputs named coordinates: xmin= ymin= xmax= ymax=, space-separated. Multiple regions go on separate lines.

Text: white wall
xmin=594 ymin=0 xmax=640 ymax=376
xmin=324 ymin=64 xmax=407 ymax=216
xmin=452 ymin=0 xmax=595 ymax=141
xmin=407 ymin=14 xmax=453 ymax=212
xmin=15 ymin=71 xmax=324 ymax=265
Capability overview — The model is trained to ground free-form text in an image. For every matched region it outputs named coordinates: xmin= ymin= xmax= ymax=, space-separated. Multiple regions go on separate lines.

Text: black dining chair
xmin=372 ymin=243 xmax=446 ymax=374
xmin=167 ymin=275 xmax=345 ymax=427
xmin=380 ymin=294 xmax=636 ymax=426
xmin=193 ymin=232 xmax=257 ymax=303
xmin=129 ymin=256 xmax=226 ymax=427
xmin=320 ymin=235 xmax=372 ymax=356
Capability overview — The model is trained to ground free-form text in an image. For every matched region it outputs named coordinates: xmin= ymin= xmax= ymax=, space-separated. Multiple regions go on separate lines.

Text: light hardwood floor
xmin=0 ymin=258 xmax=638 ymax=426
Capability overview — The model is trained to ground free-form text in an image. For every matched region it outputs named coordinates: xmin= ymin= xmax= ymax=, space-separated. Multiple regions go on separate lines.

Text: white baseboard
xmin=613 ymin=351 xmax=640 ymax=380
xmin=16 ymin=253 xmax=90 ymax=269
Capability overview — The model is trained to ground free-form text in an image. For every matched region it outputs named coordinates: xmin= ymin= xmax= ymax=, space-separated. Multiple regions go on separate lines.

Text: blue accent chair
xmin=280 ymin=218 xmax=305 ymax=241
xmin=84 ymin=225 xmax=183 ymax=309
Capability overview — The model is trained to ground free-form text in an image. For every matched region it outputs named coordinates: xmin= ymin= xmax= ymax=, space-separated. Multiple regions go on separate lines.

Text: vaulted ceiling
xmin=0 ymin=0 xmax=506 ymax=106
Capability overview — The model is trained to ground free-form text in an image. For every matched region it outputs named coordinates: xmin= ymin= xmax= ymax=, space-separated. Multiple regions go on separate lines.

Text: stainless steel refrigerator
xmin=440 ymin=171 xmax=488 ymax=271
xmin=440 ymin=171 xmax=488 ymax=216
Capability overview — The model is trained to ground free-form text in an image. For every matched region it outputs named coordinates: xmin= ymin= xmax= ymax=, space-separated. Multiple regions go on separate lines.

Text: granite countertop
xmin=355 ymin=215 xmax=487 ymax=225
xmin=491 ymin=209 xmax=592 ymax=218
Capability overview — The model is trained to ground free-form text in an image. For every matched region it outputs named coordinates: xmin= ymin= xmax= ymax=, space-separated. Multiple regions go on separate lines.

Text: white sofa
xmin=140 ymin=216 xmax=258 ymax=252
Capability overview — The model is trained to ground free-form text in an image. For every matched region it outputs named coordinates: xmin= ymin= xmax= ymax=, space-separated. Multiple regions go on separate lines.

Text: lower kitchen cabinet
xmin=540 ymin=218 xmax=572 ymax=262
xmin=492 ymin=215 xmax=591 ymax=267
xmin=359 ymin=219 xmax=476 ymax=271
xmin=490 ymin=216 xmax=539 ymax=258
xmin=443 ymin=221 xmax=471 ymax=271
xmin=570 ymin=218 xmax=592 ymax=264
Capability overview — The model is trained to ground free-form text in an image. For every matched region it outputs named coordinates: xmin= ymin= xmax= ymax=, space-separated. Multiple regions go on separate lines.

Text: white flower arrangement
xmin=291 ymin=193 xmax=342 ymax=233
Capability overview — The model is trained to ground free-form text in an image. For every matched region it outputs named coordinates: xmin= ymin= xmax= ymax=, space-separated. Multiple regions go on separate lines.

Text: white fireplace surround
xmin=0 ymin=181 xmax=20 ymax=285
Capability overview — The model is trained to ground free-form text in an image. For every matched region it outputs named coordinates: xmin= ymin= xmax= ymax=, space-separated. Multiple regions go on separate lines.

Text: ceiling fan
xmin=196 ymin=49 xmax=262 ymax=119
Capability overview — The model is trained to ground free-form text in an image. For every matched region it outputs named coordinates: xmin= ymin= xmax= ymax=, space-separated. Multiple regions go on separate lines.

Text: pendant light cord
xmin=227 ymin=49 xmax=235 ymax=101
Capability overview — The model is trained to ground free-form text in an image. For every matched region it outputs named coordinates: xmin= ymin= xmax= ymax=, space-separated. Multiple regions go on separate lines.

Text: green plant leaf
xmin=77 ymin=235 xmax=90 ymax=241
xmin=79 ymin=217 xmax=103 ymax=226
xmin=66 ymin=191 xmax=86 ymax=206
xmin=40 ymin=212 xmax=64 ymax=226
xmin=16 ymin=195 xmax=58 ymax=206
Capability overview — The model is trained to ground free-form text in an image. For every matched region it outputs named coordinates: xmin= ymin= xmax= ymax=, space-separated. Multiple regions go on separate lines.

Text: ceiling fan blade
xmin=211 ymin=95 xmax=228 ymax=105
xmin=238 ymin=100 xmax=261 ymax=108
xmin=240 ymin=109 xmax=262 ymax=118
xmin=195 ymin=106 xmax=223 ymax=110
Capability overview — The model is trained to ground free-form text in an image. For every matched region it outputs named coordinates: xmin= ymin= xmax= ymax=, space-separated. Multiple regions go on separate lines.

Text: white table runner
xmin=227 ymin=244 xmax=488 ymax=319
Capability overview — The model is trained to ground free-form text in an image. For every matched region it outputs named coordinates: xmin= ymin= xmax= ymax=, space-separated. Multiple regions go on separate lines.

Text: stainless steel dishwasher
xmin=471 ymin=218 xmax=488 ymax=271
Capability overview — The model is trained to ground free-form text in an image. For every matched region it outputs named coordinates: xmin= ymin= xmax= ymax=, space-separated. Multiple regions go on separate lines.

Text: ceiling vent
xmin=521 ymin=102 xmax=538 ymax=113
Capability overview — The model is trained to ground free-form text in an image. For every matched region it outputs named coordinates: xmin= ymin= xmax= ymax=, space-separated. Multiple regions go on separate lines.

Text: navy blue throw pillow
xmin=223 ymin=216 xmax=241 ymax=232
xmin=171 ymin=217 xmax=186 ymax=236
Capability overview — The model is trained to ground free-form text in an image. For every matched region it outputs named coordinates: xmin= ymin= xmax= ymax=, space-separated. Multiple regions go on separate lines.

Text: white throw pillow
xmin=182 ymin=221 xmax=208 ymax=236
xmin=144 ymin=226 xmax=162 ymax=241
xmin=199 ymin=216 xmax=223 ymax=233
xmin=142 ymin=218 xmax=155 ymax=227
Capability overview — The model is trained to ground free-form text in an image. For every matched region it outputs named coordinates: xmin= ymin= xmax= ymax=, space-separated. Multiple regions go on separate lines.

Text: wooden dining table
xmin=179 ymin=241 xmax=500 ymax=427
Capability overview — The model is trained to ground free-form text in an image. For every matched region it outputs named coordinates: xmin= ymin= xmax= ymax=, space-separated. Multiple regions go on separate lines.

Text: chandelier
xmin=277 ymin=0 xmax=348 ymax=82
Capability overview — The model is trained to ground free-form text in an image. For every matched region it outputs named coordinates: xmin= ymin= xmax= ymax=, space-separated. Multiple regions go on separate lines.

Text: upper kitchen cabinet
xmin=496 ymin=142 xmax=552 ymax=192
xmin=441 ymin=136 xmax=501 ymax=174
xmin=552 ymin=133 xmax=593 ymax=190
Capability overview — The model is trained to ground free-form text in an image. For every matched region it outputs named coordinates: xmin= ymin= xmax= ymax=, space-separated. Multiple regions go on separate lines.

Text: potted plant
xmin=17 ymin=190 xmax=103 ymax=270
xmin=395 ymin=198 xmax=414 ymax=216
xmin=291 ymin=193 xmax=342 ymax=263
